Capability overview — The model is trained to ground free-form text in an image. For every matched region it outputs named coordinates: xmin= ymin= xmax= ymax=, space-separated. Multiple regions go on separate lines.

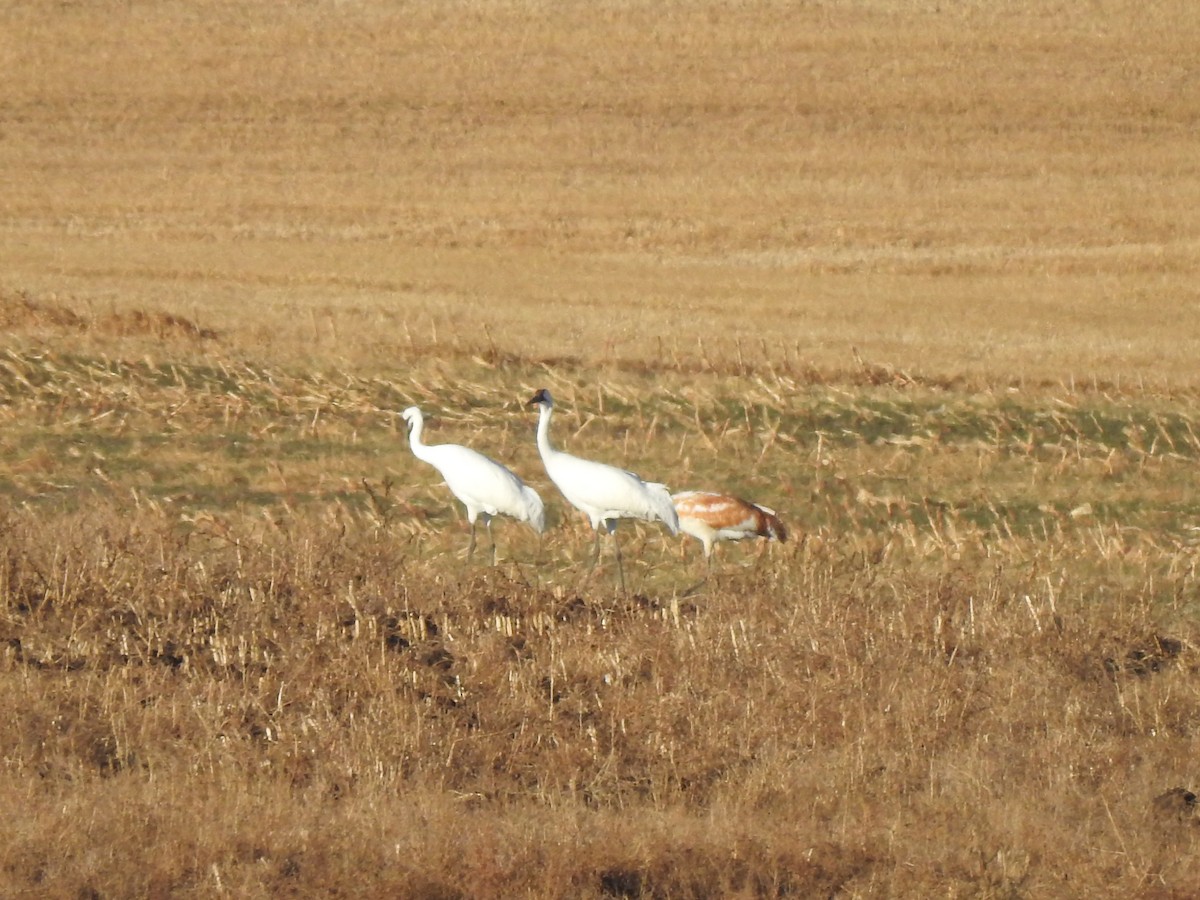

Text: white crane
xmin=526 ymin=388 xmax=678 ymax=591
xmin=400 ymin=406 xmax=545 ymax=564
xmin=672 ymin=490 xmax=788 ymax=567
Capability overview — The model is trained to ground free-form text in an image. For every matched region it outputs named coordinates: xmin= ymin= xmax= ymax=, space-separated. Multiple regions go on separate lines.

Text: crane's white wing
xmin=544 ymin=451 xmax=678 ymax=533
xmin=421 ymin=443 xmax=541 ymax=525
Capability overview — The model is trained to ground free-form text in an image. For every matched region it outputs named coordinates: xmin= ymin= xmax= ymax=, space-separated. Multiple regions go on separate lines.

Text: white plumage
xmin=527 ymin=388 xmax=678 ymax=590
xmin=401 ymin=406 xmax=545 ymax=562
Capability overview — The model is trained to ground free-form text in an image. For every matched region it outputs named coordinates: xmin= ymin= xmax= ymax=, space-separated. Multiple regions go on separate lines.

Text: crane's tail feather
xmin=646 ymin=482 xmax=681 ymax=535
xmin=523 ymin=485 xmax=547 ymax=534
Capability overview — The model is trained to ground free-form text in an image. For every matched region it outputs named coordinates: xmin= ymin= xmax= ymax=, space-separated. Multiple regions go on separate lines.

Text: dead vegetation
xmin=2 ymin=335 xmax=1200 ymax=895
xmin=0 ymin=290 xmax=219 ymax=344
xmin=0 ymin=490 xmax=1198 ymax=896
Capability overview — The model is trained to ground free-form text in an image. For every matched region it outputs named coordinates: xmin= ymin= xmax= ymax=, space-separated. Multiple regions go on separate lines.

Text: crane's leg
xmin=592 ymin=519 xmax=624 ymax=595
xmin=680 ymin=537 xmax=712 ymax=597
xmin=466 ymin=520 xmax=477 ymax=562
xmin=487 ymin=518 xmax=497 ymax=567
xmin=612 ymin=531 xmax=627 ymax=595
xmin=588 ymin=527 xmax=603 ymax=572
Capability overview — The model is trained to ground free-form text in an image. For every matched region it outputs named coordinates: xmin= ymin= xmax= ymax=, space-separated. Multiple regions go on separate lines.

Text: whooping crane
xmin=526 ymin=388 xmax=678 ymax=592
xmin=400 ymin=406 xmax=545 ymax=564
xmin=672 ymin=490 xmax=787 ymax=566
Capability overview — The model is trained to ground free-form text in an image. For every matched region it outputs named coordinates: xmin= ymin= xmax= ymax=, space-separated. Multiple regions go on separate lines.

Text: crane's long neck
xmin=406 ymin=416 xmax=433 ymax=463
xmin=535 ymin=403 xmax=557 ymax=461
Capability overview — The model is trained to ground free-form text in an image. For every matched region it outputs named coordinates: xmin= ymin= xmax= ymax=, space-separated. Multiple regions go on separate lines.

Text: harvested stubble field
xmin=3 ymin=0 xmax=1200 ymax=896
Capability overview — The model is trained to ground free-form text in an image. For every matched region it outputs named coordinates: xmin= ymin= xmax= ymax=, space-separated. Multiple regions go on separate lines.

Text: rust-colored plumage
xmin=672 ymin=491 xmax=787 ymax=560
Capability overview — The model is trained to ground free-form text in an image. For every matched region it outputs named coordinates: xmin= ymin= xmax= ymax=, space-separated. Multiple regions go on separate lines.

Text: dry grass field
xmin=3 ymin=0 xmax=1200 ymax=896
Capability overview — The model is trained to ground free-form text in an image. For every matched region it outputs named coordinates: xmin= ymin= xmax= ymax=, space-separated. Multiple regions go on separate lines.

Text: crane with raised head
xmin=400 ymin=406 xmax=544 ymax=564
xmin=526 ymin=388 xmax=678 ymax=591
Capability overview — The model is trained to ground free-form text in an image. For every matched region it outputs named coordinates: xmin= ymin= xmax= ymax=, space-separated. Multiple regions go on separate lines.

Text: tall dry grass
xmin=2 ymin=296 xmax=1200 ymax=895
xmin=1 ymin=491 xmax=1199 ymax=896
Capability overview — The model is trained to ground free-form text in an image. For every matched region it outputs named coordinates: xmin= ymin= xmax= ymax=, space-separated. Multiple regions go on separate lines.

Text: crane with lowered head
xmin=672 ymin=490 xmax=787 ymax=567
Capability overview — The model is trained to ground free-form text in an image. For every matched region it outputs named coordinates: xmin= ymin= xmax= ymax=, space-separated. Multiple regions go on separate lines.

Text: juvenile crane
xmin=400 ymin=406 xmax=545 ymax=564
xmin=672 ymin=490 xmax=788 ymax=566
xmin=527 ymin=388 xmax=679 ymax=591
